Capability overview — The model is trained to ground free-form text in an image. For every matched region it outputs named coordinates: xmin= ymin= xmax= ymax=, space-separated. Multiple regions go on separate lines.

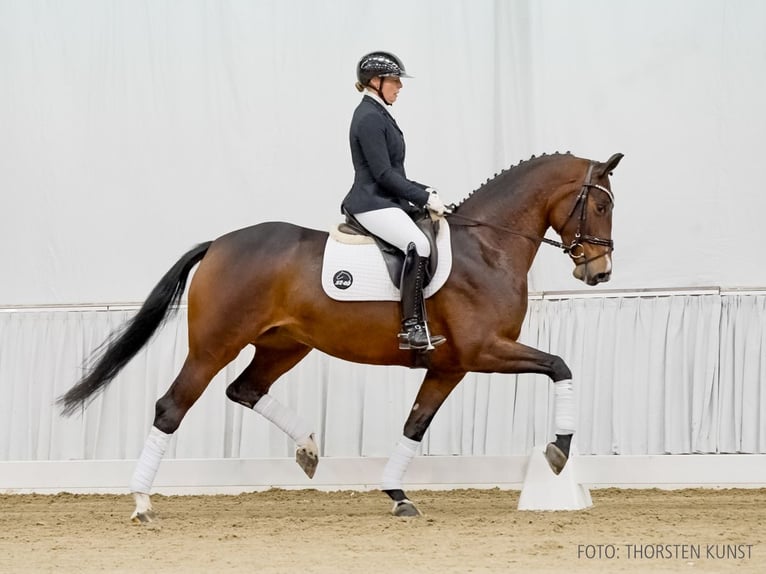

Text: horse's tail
xmin=58 ymin=241 xmax=213 ymax=416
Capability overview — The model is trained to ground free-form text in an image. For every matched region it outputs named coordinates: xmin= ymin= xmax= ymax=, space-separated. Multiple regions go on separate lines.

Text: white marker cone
xmin=517 ymin=444 xmax=592 ymax=511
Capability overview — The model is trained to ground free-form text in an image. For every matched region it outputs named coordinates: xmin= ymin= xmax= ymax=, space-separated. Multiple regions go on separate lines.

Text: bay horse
xmin=59 ymin=151 xmax=623 ymax=520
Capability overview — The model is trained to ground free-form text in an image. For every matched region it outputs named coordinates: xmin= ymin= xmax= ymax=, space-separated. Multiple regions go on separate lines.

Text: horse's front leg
xmin=477 ymin=339 xmax=576 ymax=474
xmin=381 ymin=370 xmax=465 ymax=517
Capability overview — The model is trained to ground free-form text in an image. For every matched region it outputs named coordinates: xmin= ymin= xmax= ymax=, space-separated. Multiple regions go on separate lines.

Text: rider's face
xmin=373 ymin=76 xmax=402 ymax=104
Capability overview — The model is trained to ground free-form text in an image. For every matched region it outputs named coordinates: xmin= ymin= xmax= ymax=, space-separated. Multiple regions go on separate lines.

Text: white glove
xmin=425 ymin=188 xmax=446 ymax=216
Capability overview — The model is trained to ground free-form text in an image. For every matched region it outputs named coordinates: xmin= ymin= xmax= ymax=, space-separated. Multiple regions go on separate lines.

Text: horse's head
xmin=550 ymin=153 xmax=623 ymax=286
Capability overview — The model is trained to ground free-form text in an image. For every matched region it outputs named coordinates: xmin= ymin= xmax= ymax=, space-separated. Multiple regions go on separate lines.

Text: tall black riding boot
xmin=398 ymin=245 xmax=446 ymax=351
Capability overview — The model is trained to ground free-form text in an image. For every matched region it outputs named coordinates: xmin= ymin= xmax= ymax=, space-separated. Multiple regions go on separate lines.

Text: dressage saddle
xmin=338 ymin=209 xmax=440 ymax=288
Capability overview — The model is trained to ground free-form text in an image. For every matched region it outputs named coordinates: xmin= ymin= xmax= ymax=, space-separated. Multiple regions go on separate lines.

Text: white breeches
xmin=355 ymin=207 xmax=431 ymax=257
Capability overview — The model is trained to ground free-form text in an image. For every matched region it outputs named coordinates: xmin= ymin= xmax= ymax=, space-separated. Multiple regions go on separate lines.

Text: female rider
xmin=341 ymin=51 xmax=447 ymax=351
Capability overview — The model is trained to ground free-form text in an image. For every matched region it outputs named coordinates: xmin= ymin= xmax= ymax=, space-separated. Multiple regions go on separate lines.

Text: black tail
xmin=58 ymin=241 xmax=213 ymax=416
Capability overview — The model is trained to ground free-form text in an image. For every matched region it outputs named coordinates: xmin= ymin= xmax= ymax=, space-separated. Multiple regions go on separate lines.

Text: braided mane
xmin=453 ymin=151 xmax=572 ymax=210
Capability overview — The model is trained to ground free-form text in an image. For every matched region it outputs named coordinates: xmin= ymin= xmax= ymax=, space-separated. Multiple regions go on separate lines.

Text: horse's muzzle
xmin=589 ymin=270 xmax=611 ymax=285
xmin=573 ymin=264 xmax=612 ymax=286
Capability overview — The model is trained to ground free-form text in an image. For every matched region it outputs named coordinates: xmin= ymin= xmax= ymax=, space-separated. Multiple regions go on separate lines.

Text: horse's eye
xmin=595 ymin=204 xmax=608 ymax=215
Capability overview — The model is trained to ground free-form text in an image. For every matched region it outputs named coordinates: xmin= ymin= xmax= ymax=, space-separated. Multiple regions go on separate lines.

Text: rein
xmin=446 ymin=162 xmax=614 ymax=261
xmin=446 ymin=211 xmax=575 ymax=251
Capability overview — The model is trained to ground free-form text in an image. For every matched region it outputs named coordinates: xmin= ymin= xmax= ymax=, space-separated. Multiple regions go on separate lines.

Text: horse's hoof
xmin=392 ymin=499 xmax=421 ymax=517
xmin=296 ymin=434 xmax=319 ymax=479
xmin=130 ymin=509 xmax=156 ymax=524
xmin=544 ymin=442 xmax=569 ymax=475
xmin=131 ymin=492 xmax=155 ymax=524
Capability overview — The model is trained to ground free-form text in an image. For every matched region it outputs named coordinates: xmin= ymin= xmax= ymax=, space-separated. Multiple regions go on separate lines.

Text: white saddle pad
xmin=321 ymin=220 xmax=452 ymax=301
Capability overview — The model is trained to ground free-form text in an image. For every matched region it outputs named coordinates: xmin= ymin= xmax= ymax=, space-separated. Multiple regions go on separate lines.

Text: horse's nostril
xmin=595 ymin=272 xmax=611 ymax=283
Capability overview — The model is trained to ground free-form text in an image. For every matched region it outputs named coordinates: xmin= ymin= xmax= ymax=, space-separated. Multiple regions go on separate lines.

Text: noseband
xmin=447 ymin=161 xmax=614 ymax=260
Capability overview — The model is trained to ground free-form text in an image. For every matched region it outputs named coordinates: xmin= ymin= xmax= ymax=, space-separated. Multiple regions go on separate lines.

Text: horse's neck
xmin=461 ymin=187 xmax=551 ymax=258
xmin=454 ymin=157 xmax=587 ymax=275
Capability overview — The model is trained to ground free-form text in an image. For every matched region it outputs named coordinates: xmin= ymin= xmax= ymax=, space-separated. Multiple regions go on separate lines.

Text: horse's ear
xmin=597 ymin=153 xmax=624 ymax=177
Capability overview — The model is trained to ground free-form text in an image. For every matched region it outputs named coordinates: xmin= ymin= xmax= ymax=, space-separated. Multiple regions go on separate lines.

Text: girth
xmin=339 ymin=210 xmax=439 ymax=288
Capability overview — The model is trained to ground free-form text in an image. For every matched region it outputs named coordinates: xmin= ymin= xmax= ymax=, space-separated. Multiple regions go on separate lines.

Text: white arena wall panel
xmin=2 ymin=455 xmax=766 ymax=495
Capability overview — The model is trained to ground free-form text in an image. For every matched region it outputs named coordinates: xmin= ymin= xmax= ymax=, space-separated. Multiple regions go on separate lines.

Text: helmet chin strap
xmin=373 ymin=77 xmax=392 ymax=106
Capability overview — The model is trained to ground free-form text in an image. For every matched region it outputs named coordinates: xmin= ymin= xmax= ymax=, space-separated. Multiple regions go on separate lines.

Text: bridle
xmin=446 ymin=161 xmax=614 ymax=262
xmin=559 ymin=162 xmax=615 ymax=261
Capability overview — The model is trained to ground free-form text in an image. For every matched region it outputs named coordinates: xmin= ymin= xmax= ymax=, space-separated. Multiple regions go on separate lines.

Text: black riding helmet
xmin=355 ymin=51 xmax=412 ymax=105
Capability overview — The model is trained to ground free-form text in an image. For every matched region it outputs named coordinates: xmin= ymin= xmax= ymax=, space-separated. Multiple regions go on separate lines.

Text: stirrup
xmin=398 ymin=324 xmax=446 ymax=351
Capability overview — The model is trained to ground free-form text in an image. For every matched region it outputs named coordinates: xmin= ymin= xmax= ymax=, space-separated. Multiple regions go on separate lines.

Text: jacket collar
xmin=363 ymin=91 xmax=391 ymax=110
xmin=362 ymin=94 xmax=402 ymax=133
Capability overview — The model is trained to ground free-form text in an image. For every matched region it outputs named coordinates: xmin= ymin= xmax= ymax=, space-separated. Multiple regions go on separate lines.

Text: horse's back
xmin=212 ymin=221 xmax=328 ymax=259
xmin=188 ymin=221 xmax=328 ymax=317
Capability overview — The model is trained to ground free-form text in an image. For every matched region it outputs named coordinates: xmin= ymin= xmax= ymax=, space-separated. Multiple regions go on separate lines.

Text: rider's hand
xmin=425 ymin=188 xmax=447 ymax=216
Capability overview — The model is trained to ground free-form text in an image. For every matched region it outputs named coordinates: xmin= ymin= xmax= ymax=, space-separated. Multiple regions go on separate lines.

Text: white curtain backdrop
xmin=1 ymin=1 xmax=765 ymax=467
xmin=1 ymin=292 xmax=763 ymax=462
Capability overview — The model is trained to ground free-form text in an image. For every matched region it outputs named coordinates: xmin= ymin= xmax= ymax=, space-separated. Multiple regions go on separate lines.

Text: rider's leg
xmin=354 ymin=207 xmax=431 ymax=256
xmin=354 ymin=208 xmax=445 ymax=351
xmin=397 ymin=243 xmax=445 ymax=350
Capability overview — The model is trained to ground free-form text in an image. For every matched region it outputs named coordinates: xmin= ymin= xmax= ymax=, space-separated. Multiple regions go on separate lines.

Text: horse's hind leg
xmin=225 ymin=342 xmax=318 ymax=477
xmin=129 ymin=352 xmax=229 ymax=523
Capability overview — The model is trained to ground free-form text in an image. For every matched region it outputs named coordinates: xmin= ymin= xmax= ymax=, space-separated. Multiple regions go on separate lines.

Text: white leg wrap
xmin=130 ymin=426 xmax=171 ymax=494
xmin=253 ymin=394 xmax=313 ymax=446
xmin=554 ymin=379 xmax=576 ymax=434
xmin=381 ymin=436 xmax=420 ymax=491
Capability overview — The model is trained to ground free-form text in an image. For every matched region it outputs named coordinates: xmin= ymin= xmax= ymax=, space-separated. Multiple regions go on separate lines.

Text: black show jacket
xmin=341 ymin=95 xmax=430 ymax=215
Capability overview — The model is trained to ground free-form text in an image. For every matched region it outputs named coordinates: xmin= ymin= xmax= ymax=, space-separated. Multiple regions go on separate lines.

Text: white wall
xmin=2 ymin=0 xmax=765 ymax=307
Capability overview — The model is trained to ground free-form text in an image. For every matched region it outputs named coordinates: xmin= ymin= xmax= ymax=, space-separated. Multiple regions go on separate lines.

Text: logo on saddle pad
xmin=332 ymin=270 xmax=353 ymax=290
xmin=321 ymin=221 xmax=453 ymax=302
